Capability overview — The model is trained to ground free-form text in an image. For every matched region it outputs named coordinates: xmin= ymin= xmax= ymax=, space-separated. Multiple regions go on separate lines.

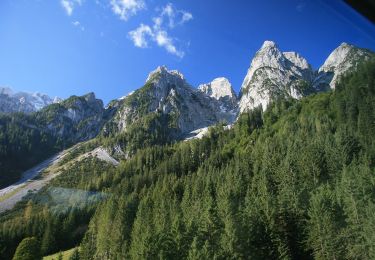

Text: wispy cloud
xmin=128 ymin=3 xmax=193 ymax=58
xmin=154 ymin=29 xmax=184 ymax=58
xmin=61 ymin=0 xmax=83 ymax=16
xmin=159 ymin=3 xmax=193 ymax=28
xmin=110 ymin=0 xmax=145 ymax=21
xmin=128 ymin=24 xmax=153 ymax=48
xmin=181 ymin=12 xmax=193 ymax=24
xmin=72 ymin=21 xmax=85 ymax=31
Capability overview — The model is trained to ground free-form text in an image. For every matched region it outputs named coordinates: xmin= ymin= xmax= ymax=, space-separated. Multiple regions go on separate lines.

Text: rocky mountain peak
xmin=314 ymin=42 xmax=374 ymax=90
xmin=41 ymin=93 xmax=105 ymax=142
xmin=0 ymin=87 xmax=62 ymax=114
xmin=108 ymin=67 xmax=238 ymax=138
xmin=0 ymin=87 xmax=13 ymax=96
xmin=146 ymin=66 xmax=185 ymax=83
xmin=283 ymin=52 xmax=312 ymax=71
xmin=239 ymin=41 xmax=314 ymax=112
xmin=198 ymin=77 xmax=237 ymax=101
xmin=198 ymin=77 xmax=238 ymax=112
xmin=319 ymin=42 xmax=354 ymax=73
xmin=240 ymin=41 xmax=285 ymax=90
xmin=83 ymin=92 xmax=98 ymax=104
xmin=261 ymin=40 xmax=278 ymax=49
xmin=53 ymin=97 xmax=63 ymax=103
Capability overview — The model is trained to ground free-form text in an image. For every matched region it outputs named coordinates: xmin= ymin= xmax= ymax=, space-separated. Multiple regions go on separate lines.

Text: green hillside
xmin=0 ymin=59 xmax=374 ymax=259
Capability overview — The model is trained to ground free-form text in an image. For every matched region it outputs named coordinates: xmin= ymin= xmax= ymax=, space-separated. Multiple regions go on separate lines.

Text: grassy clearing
xmin=0 ymin=185 xmax=25 ymax=203
xmin=43 ymin=247 xmax=77 ymax=260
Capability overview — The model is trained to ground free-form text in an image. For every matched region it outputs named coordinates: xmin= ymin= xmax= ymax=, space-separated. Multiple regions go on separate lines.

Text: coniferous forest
xmin=0 ymin=59 xmax=374 ymax=259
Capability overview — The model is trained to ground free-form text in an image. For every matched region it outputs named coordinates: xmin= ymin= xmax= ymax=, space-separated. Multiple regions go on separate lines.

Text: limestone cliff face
xmin=238 ymin=41 xmax=374 ymax=113
xmin=313 ymin=43 xmax=374 ymax=90
xmin=198 ymin=77 xmax=238 ymax=111
xmin=239 ymin=41 xmax=314 ymax=112
xmin=107 ymin=66 xmax=237 ymax=138
xmin=3 ymin=42 xmax=373 ymax=144
xmin=0 ymin=87 xmax=61 ymax=114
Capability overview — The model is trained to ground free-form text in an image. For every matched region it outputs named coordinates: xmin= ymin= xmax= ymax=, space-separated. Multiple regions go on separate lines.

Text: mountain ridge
xmin=0 ymin=87 xmax=62 ymax=114
xmin=1 ymin=41 xmax=373 ymax=143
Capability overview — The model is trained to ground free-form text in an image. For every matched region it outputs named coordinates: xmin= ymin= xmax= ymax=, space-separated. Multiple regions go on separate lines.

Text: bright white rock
xmin=0 ymin=87 xmax=62 ymax=114
xmin=110 ymin=66 xmax=237 ymax=137
xmin=314 ymin=43 xmax=374 ymax=90
xmin=198 ymin=77 xmax=238 ymax=111
xmin=239 ymin=40 xmax=314 ymax=112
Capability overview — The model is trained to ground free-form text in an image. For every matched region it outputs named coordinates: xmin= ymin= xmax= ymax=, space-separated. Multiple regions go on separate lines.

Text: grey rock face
xmin=110 ymin=66 xmax=237 ymax=137
xmin=3 ymin=42 xmax=372 ymax=144
xmin=238 ymin=41 xmax=374 ymax=113
xmin=313 ymin=43 xmax=374 ymax=90
xmin=239 ymin=41 xmax=314 ymax=112
xmin=198 ymin=77 xmax=238 ymax=111
xmin=39 ymin=92 xmax=105 ymax=142
xmin=0 ymin=87 xmax=61 ymax=114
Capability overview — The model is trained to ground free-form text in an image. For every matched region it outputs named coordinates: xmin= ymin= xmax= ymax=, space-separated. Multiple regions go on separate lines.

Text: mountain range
xmin=0 ymin=40 xmax=372 ymax=189
xmin=1 ymin=40 xmax=375 ymax=260
xmin=0 ymin=87 xmax=61 ymax=114
xmin=1 ymin=41 xmax=372 ymax=140
xmin=0 ymin=41 xmax=373 ymax=180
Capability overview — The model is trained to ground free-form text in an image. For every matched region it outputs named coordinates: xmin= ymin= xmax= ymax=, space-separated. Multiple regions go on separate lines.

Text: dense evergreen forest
xmin=0 ymin=94 xmax=103 ymax=189
xmin=0 ymin=59 xmax=374 ymax=259
xmin=0 ymin=113 xmax=61 ymax=188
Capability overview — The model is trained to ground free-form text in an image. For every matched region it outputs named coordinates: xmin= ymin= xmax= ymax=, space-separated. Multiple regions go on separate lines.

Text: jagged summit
xmin=240 ymin=40 xmax=285 ymax=91
xmin=146 ymin=66 xmax=185 ymax=83
xmin=198 ymin=77 xmax=237 ymax=100
xmin=108 ymin=66 xmax=238 ymax=137
xmin=283 ymin=51 xmax=312 ymax=71
xmin=238 ymin=40 xmax=374 ymax=112
xmin=261 ymin=40 xmax=278 ymax=49
xmin=0 ymin=87 xmax=62 ymax=114
xmin=83 ymin=92 xmax=98 ymax=103
xmin=1 ymin=41 xmax=372 ymax=142
xmin=0 ymin=87 xmax=13 ymax=96
xmin=198 ymin=77 xmax=237 ymax=111
xmin=319 ymin=42 xmax=355 ymax=73
xmin=239 ymin=40 xmax=314 ymax=112
xmin=314 ymin=42 xmax=374 ymax=90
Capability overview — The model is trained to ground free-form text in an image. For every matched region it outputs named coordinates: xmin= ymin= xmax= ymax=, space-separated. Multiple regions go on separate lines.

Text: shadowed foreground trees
xmin=12 ymin=237 xmax=41 ymax=260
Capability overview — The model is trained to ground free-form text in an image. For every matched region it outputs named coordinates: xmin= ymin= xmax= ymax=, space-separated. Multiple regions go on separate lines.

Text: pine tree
xmin=12 ymin=237 xmax=41 ymax=260
xmin=69 ymin=248 xmax=80 ymax=260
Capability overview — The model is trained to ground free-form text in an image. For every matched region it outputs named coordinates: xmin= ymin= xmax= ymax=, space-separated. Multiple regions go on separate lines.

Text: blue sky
xmin=0 ymin=0 xmax=374 ymax=104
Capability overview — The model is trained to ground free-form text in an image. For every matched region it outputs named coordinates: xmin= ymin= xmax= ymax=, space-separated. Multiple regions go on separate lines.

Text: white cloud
xmin=128 ymin=23 xmax=185 ymax=58
xmin=61 ymin=0 xmax=83 ymax=16
xmin=128 ymin=24 xmax=185 ymax=58
xmin=127 ymin=3 xmax=192 ymax=58
xmin=155 ymin=30 xmax=184 ymax=58
xmin=158 ymin=3 xmax=193 ymax=28
xmin=110 ymin=0 xmax=145 ymax=21
xmin=181 ymin=11 xmax=193 ymax=24
xmin=61 ymin=0 xmax=73 ymax=15
xmin=161 ymin=3 xmax=175 ymax=28
xmin=128 ymin=24 xmax=153 ymax=48
xmin=72 ymin=21 xmax=85 ymax=31
xmin=152 ymin=17 xmax=162 ymax=28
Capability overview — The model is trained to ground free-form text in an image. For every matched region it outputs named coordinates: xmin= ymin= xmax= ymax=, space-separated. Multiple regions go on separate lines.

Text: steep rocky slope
xmin=0 ymin=87 xmax=61 ymax=114
xmin=238 ymin=41 xmax=374 ymax=112
xmin=36 ymin=92 xmax=105 ymax=141
xmin=313 ymin=42 xmax=374 ymax=90
xmin=105 ymin=66 xmax=237 ymax=139
xmin=198 ymin=77 xmax=238 ymax=111
xmin=239 ymin=41 xmax=314 ymax=112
